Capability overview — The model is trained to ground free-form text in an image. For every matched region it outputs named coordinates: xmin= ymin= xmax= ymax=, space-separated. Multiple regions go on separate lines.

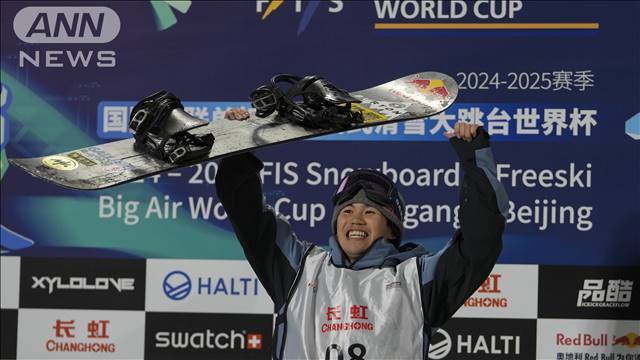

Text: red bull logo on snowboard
xmin=409 ymin=78 xmax=450 ymax=98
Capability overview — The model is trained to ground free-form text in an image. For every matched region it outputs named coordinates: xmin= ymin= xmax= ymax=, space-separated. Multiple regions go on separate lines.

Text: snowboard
xmin=9 ymin=72 xmax=458 ymax=190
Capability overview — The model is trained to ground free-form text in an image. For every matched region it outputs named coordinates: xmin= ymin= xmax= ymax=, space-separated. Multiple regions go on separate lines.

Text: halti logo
xmin=428 ymin=328 xmax=452 ymax=359
xmin=163 ymin=270 xmax=192 ymax=300
xmin=13 ymin=7 xmax=120 ymax=43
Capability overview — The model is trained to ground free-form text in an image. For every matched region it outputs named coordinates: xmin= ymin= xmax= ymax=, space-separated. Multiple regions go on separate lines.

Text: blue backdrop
xmin=1 ymin=1 xmax=638 ymax=265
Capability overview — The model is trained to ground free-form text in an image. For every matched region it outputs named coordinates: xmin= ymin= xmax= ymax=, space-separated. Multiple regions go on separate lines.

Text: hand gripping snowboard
xmin=9 ymin=72 xmax=458 ymax=190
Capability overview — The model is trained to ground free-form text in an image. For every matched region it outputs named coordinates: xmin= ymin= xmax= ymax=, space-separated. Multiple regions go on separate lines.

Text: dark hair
xmin=387 ymin=219 xmax=401 ymax=248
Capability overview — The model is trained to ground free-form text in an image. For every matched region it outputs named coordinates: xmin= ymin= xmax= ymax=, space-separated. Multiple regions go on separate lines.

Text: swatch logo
xmin=163 ymin=270 xmax=192 ymax=300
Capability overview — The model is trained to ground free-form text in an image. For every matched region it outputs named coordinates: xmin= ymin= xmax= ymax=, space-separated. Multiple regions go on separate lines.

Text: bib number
xmin=325 ymin=343 xmax=366 ymax=360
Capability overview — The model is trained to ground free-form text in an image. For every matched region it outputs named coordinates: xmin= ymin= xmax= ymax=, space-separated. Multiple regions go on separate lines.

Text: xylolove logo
xmin=163 ymin=270 xmax=192 ymax=300
xmin=20 ymin=258 xmax=145 ymax=310
xmin=257 ymin=0 xmax=344 ymax=35
xmin=13 ymin=7 xmax=120 ymax=43
xmin=32 ymin=276 xmax=135 ymax=294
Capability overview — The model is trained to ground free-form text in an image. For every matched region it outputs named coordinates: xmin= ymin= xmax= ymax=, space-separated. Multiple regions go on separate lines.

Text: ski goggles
xmin=332 ymin=169 xmax=405 ymax=220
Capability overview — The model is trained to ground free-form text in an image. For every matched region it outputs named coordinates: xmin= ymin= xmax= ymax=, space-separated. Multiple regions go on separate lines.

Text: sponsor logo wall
xmin=1 ymin=257 xmax=637 ymax=358
xmin=1 ymin=257 xmax=277 ymax=359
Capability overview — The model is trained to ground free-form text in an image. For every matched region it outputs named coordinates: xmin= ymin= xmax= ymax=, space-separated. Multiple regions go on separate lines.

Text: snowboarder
xmin=217 ymin=106 xmax=508 ymax=359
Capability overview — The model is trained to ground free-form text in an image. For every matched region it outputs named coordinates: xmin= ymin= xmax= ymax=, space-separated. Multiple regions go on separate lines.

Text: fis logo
xmin=409 ymin=79 xmax=450 ymax=98
xmin=150 ymin=0 xmax=192 ymax=31
xmin=256 ymin=0 xmax=344 ymax=35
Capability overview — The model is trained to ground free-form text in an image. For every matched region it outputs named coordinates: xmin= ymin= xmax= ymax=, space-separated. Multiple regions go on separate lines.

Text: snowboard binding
xmin=129 ymin=91 xmax=215 ymax=164
xmin=250 ymin=74 xmax=364 ymax=129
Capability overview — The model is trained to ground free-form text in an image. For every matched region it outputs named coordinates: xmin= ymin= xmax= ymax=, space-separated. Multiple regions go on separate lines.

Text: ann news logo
xmin=13 ymin=7 xmax=119 ymax=68
xmin=577 ymin=279 xmax=633 ymax=308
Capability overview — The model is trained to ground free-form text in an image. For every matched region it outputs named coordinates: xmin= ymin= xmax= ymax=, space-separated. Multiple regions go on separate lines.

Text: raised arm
xmin=215 ymin=110 xmax=312 ymax=308
xmin=419 ymin=125 xmax=508 ymax=328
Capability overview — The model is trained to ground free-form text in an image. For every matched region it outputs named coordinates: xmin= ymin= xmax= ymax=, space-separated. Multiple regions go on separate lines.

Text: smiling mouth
xmin=347 ymin=230 xmax=369 ymax=239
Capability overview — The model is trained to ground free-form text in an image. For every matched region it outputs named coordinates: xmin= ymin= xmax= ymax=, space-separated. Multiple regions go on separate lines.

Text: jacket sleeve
xmin=419 ymin=127 xmax=508 ymax=328
xmin=215 ymin=152 xmax=312 ymax=308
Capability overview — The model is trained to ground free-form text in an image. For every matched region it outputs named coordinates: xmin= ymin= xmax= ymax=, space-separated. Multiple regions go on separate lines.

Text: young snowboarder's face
xmin=336 ymin=203 xmax=395 ymax=262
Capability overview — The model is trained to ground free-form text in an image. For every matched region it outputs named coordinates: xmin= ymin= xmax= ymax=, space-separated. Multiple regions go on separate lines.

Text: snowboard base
xmin=9 ymin=72 xmax=458 ymax=190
